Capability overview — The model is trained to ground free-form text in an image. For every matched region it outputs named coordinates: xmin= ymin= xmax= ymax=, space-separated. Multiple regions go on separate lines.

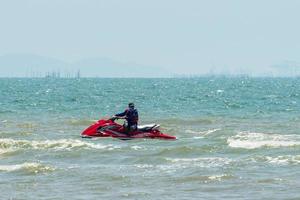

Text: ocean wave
xmin=134 ymin=164 xmax=154 ymax=169
xmin=207 ymin=174 xmax=233 ymax=181
xmin=166 ymin=157 xmax=232 ymax=168
xmin=175 ymin=174 xmax=234 ymax=183
xmin=257 ymin=178 xmax=284 ymax=184
xmin=186 ymin=128 xmax=220 ymax=135
xmin=131 ymin=145 xmax=144 ymax=150
xmin=252 ymin=155 xmax=300 ymax=165
xmin=227 ymin=132 xmax=300 ymax=149
xmin=0 ymin=138 xmax=120 ymax=151
xmin=0 ymin=162 xmax=55 ymax=174
xmin=156 ymin=144 xmax=217 ymax=156
xmin=16 ymin=122 xmax=38 ymax=129
xmin=132 ymin=157 xmax=232 ymax=171
xmin=0 ymin=130 xmax=34 ymax=137
xmin=156 ymin=146 xmax=195 ymax=155
xmin=0 ymin=148 xmax=16 ymax=156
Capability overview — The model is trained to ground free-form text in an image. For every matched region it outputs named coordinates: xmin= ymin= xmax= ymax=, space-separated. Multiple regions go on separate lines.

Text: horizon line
xmin=1 ymin=74 xmax=300 ymax=78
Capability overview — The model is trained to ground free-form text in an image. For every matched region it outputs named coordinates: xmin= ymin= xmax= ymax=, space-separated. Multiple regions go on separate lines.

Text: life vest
xmin=125 ymin=108 xmax=139 ymax=124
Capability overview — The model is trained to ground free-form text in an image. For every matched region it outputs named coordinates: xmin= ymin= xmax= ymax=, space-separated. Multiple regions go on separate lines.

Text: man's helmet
xmin=128 ymin=102 xmax=135 ymax=108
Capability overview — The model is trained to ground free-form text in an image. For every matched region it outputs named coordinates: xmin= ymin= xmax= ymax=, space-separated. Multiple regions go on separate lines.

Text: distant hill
xmin=0 ymin=54 xmax=170 ymax=77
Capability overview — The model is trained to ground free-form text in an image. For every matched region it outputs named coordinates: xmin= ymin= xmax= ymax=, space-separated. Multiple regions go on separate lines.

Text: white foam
xmin=166 ymin=157 xmax=232 ymax=168
xmin=193 ymin=136 xmax=204 ymax=139
xmin=131 ymin=158 xmax=233 ymax=173
xmin=227 ymin=132 xmax=300 ymax=149
xmin=0 ymin=162 xmax=55 ymax=173
xmin=208 ymin=174 xmax=232 ymax=181
xmin=131 ymin=145 xmax=143 ymax=150
xmin=0 ymin=138 xmax=119 ymax=151
xmin=134 ymin=164 xmax=154 ymax=169
xmin=263 ymin=155 xmax=300 ymax=165
xmin=186 ymin=128 xmax=220 ymax=136
xmin=248 ymin=155 xmax=300 ymax=165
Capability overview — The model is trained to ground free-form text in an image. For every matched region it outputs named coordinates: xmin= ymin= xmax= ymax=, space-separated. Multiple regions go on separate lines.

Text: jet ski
xmin=81 ymin=117 xmax=176 ymax=140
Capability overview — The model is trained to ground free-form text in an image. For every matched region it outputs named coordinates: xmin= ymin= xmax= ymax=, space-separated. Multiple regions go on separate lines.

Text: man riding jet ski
xmin=113 ymin=102 xmax=138 ymax=135
xmin=81 ymin=103 xmax=176 ymax=140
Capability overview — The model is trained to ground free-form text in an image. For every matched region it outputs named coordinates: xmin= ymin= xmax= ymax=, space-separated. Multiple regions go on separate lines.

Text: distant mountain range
xmin=0 ymin=54 xmax=170 ymax=77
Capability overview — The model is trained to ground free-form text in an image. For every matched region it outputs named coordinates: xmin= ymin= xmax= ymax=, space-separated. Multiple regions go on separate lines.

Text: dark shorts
xmin=128 ymin=124 xmax=137 ymax=131
xmin=127 ymin=123 xmax=137 ymax=132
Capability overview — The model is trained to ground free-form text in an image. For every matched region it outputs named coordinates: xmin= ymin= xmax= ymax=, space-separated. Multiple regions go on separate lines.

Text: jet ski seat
xmin=138 ymin=124 xmax=160 ymax=131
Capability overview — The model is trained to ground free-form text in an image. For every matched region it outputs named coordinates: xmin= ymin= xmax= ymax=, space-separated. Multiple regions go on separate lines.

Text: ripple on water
xmin=165 ymin=157 xmax=233 ymax=168
xmin=174 ymin=174 xmax=235 ymax=184
xmin=66 ymin=119 xmax=97 ymax=126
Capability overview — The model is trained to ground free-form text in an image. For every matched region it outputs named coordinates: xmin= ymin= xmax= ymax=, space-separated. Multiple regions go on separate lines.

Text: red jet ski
xmin=81 ymin=117 xmax=176 ymax=140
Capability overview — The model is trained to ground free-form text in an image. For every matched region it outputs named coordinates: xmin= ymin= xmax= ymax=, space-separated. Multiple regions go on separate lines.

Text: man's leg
xmin=129 ymin=124 xmax=137 ymax=132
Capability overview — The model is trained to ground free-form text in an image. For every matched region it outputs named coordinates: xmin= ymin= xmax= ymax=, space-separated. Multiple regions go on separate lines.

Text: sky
xmin=1 ymin=0 xmax=300 ymax=76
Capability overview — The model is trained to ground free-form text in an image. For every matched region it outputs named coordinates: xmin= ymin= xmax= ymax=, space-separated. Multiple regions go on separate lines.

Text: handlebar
xmin=109 ymin=116 xmax=126 ymax=121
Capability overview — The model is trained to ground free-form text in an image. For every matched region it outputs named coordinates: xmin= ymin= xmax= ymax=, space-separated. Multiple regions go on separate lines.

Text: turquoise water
xmin=1 ymin=77 xmax=300 ymax=199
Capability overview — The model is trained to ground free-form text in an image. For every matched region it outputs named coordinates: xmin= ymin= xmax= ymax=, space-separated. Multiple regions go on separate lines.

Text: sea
xmin=0 ymin=77 xmax=300 ymax=199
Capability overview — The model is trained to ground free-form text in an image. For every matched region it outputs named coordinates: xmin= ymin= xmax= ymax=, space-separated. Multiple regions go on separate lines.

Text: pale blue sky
xmin=1 ymin=0 xmax=300 ymax=76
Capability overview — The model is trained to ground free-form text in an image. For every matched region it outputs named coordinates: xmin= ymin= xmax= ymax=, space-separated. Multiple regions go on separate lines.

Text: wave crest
xmin=186 ymin=128 xmax=220 ymax=135
xmin=166 ymin=157 xmax=232 ymax=168
xmin=252 ymin=155 xmax=300 ymax=165
xmin=0 ymin=138 xmax=119 ymax=151
xmin=0 ymin=162 xmax=55 ymax=173
xmin=227 ymin=132 xmax=300 ymax=149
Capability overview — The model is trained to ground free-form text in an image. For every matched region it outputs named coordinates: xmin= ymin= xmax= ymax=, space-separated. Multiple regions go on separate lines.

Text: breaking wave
xmin=251 ymin=155 xmax=300 ymax=165
xmin=0 ymin=148 xmax=17 ymax=156
xmin=174 ymin=174 xmax=234 ymax=183
xmin=0 ymin=138 xmax=120 ymax=151
xmin=0 ymin=162 xmax=55 ymax=173
xmin=166 ymin=157 xmax=232 ymax=168
xmin=186 ymin=128 xmax=220 ymax=135
xmin=227 ymin=132 xmax=300 ymax=149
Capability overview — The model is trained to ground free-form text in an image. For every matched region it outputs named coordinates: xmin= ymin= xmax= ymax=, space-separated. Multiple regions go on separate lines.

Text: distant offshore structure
xmin=28 ymin=70 xmax=81 ymax=78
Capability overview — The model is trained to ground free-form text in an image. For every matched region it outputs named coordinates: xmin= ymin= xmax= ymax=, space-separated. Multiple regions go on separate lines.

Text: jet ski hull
xmin=81 ymin=119 xmax=176 ymax=140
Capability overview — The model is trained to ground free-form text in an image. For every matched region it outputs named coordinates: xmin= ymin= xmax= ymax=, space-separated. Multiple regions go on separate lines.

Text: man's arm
xmin=115 ymin=110 xmax=127 ymax=117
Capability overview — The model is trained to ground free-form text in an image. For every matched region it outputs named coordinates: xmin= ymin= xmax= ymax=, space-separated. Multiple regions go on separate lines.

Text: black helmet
xmin=128 ymin=102 xmax=135 ymax=108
